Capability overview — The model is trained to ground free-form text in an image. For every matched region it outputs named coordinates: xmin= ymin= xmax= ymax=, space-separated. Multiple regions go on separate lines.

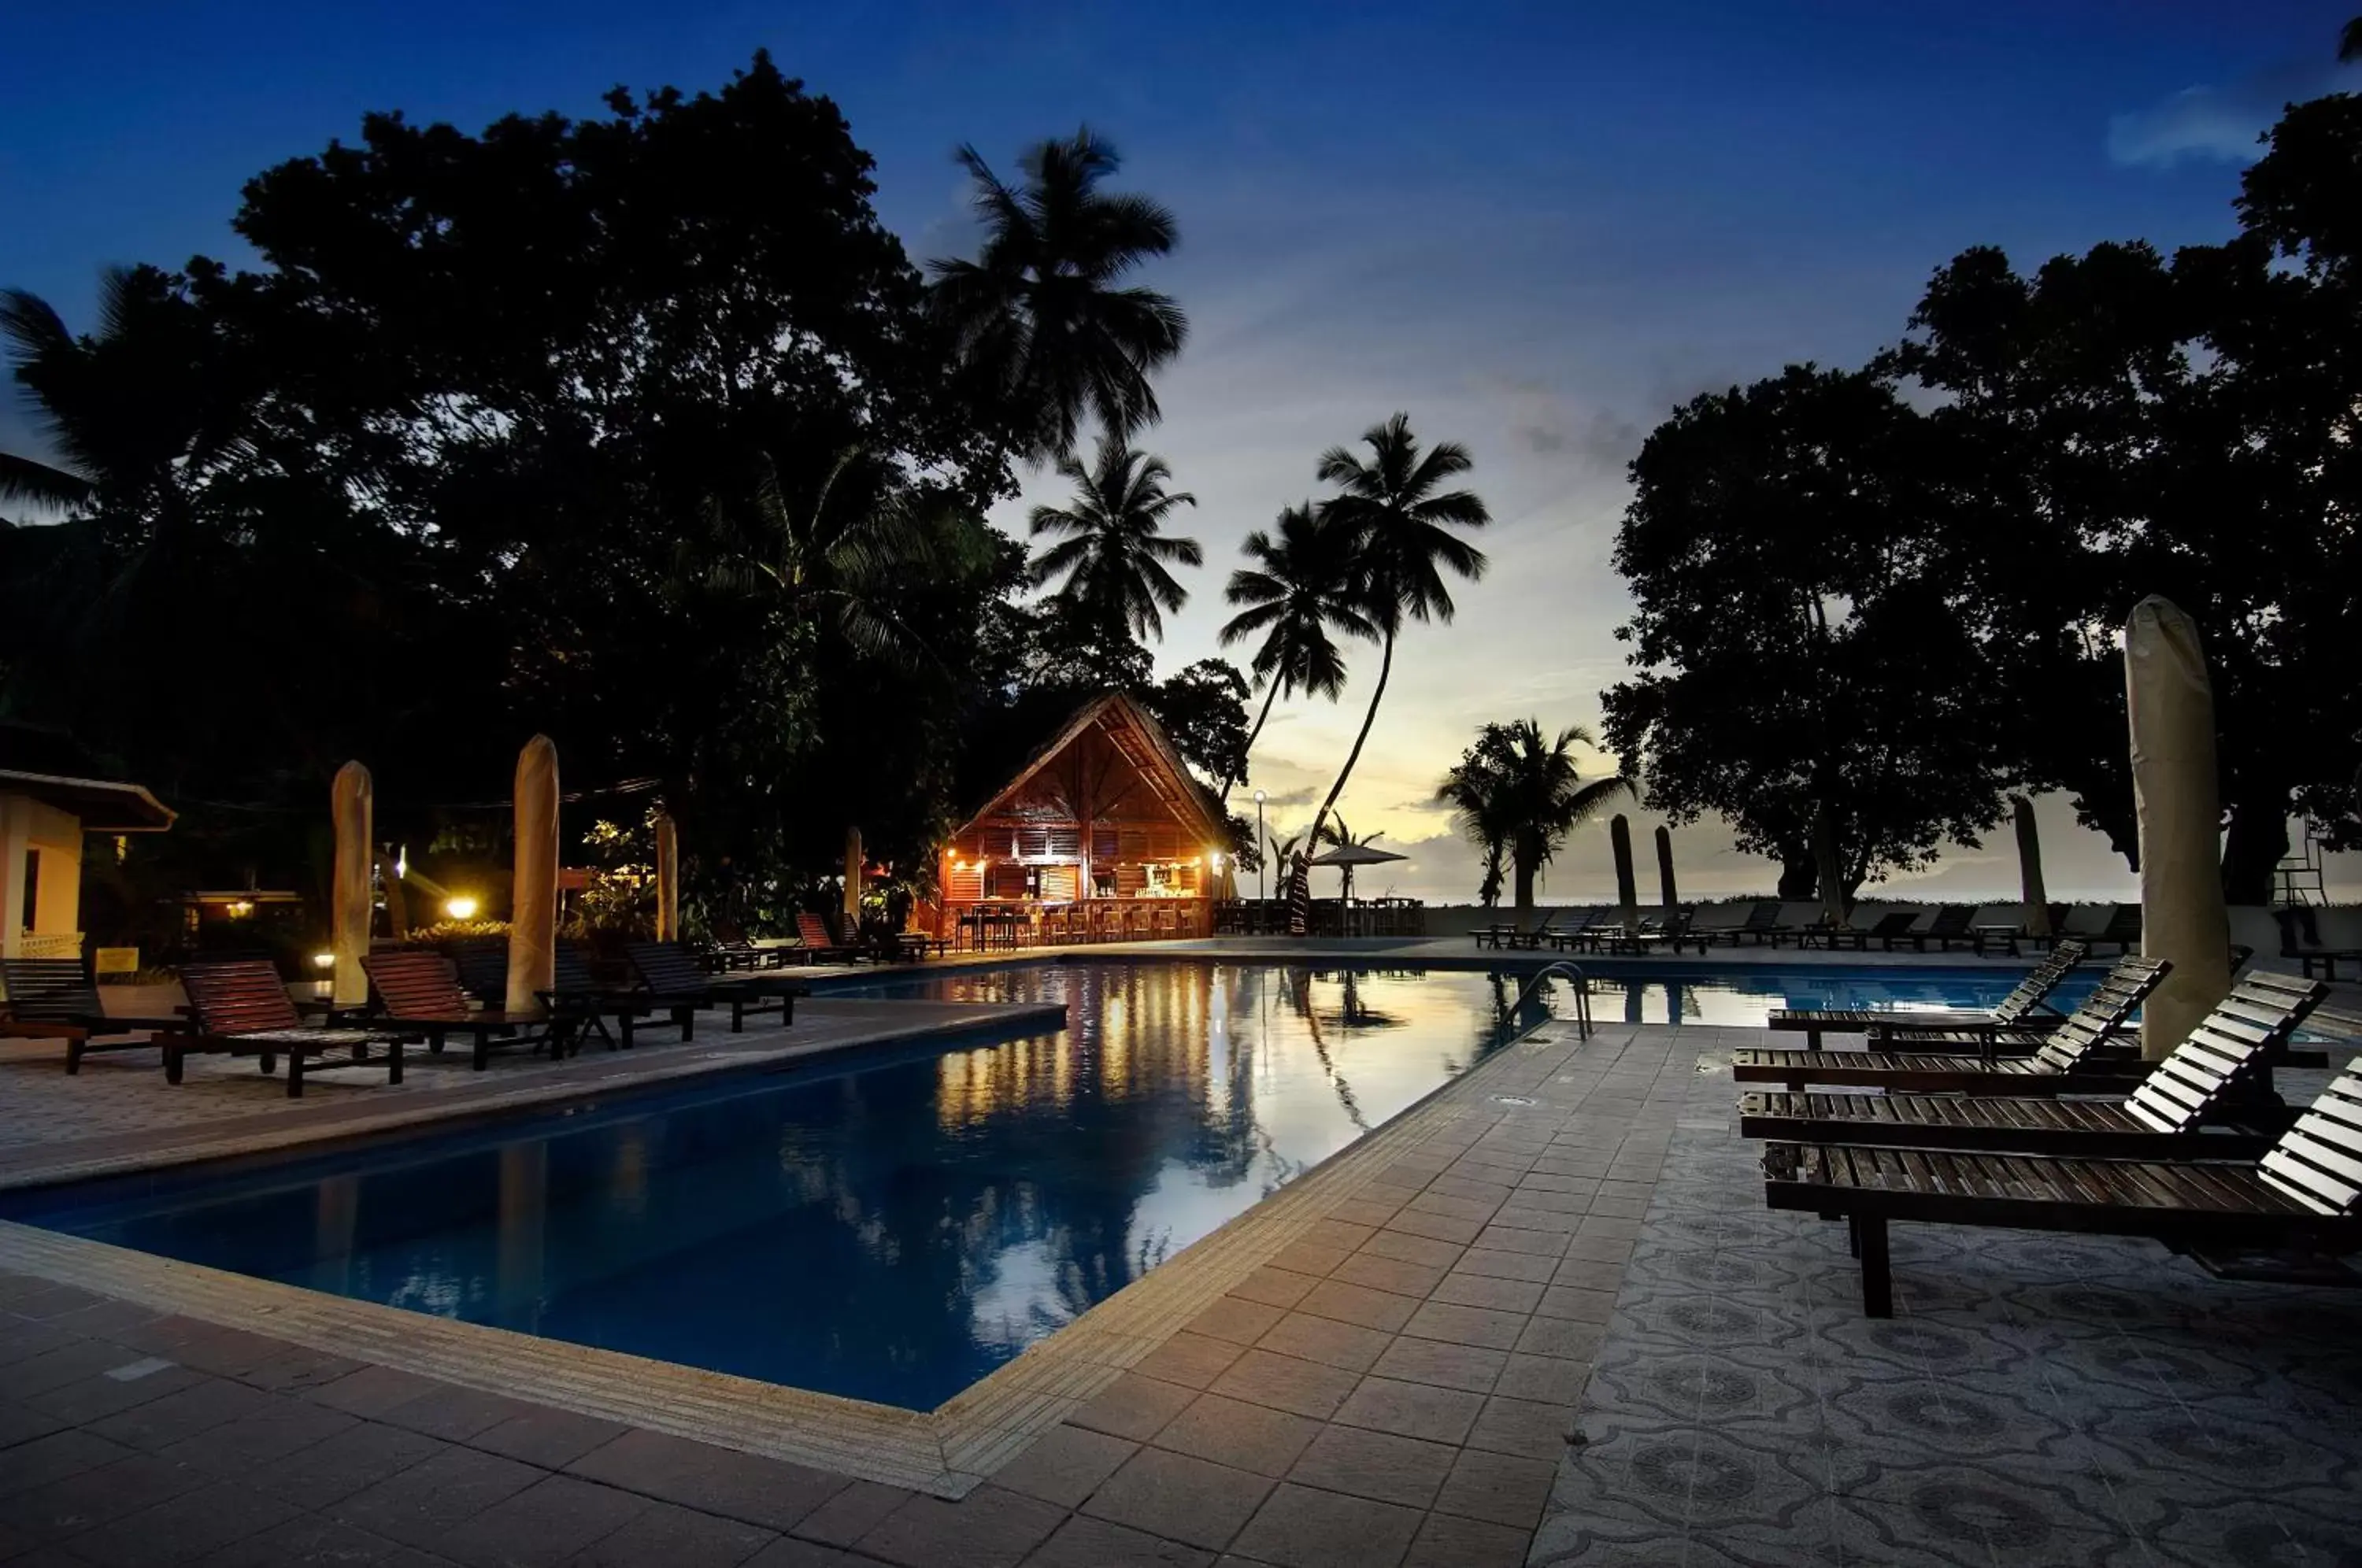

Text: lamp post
xmin=1254 ymin=790 xmax=1267 ymax=908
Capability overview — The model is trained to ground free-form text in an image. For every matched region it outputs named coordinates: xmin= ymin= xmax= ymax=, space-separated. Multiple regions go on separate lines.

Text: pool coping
xmin=0 ymin=1000 xmax=1583 ymax=1497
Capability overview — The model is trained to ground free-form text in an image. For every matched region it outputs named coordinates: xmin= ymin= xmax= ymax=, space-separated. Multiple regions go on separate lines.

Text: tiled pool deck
xmin=0 ymin=956 xmax=2356 ymax=1566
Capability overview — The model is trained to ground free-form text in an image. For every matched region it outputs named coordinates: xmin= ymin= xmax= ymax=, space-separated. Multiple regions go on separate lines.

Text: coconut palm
xmin=1216 ymin=503 xmax=1373 ymax=801
xmin=928 ymin=128 xmax=1188 ymax=463
xmin=1301 ymin=413 xmax=1491 ymax=853
xmin=1027 ymin=435 xmax=1201 ymax=641
xmin=1437 ymin=720 xmax=1631 ymax=915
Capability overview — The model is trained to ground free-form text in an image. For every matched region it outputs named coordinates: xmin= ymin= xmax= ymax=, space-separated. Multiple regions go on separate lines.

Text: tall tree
xmin=929 ymin=128 xmax=1187 ymax=463
xmin=1302 ymin=413 xmax=1490 ymax=852
xmin=1026 ymin=435 xmax=1201 ymax=641
xmin=1216 ymin=502 xmax=1373 ymax=801
xmin=1437 ymin=720 xmax=1630 ymax=913
xmin=1601 ymin=365 xmax=2015 ymax=903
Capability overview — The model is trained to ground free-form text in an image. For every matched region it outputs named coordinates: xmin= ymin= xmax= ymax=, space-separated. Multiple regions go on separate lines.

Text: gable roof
xmin=953 ymin=692 xmax=1229 ymax=847
xmin=0 ymin=769 xmax=176 ymax=831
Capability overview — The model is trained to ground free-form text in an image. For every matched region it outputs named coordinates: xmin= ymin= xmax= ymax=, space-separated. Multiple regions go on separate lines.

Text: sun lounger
xmin=1809 ymin=911 xmax=1922 ymax=952
xmin=2 ymin=957 xmax=191 ymax=1074
xmin=1765 ymin=940 xmax=2091 ymax=1047
xmin=625 ymin=941 xmax=805 ymax=1032
xmin=2276 ymin=908 xmax=2362 ymax=983
xmin=1715 ymin=900 xmax=1795 ymax=947
xmin=1761 ymin=1060 xmax=2362 ymax=1316
xmin=175 ymin=960 xmax=406 ymax=1096
xmin=794 ymin=912 xmax=862 ymax=963
xmin=447 ymin=941 xmax=669 ymax=1049
xmin=2062 ymin=902 xmax=2142 ymax=956
xmin=1739 ymin=971 xmax=2328 ymax=1160
xmin=1730 ymin=956 xmax=2169 ymax=1093
xmin=361 ymin=951 xmax=557 ymax=1071
xmin=1581 ymin=906 xmax=1710 ymax=956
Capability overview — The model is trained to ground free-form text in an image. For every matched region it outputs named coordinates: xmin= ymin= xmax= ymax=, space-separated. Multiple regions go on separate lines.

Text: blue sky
xmin=6 ymin=0 xmax=2357 ymax=900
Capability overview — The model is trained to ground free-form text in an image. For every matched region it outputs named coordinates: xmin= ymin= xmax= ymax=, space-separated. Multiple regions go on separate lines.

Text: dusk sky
xmin=7 ymin=1 xmax=2358 ymax=902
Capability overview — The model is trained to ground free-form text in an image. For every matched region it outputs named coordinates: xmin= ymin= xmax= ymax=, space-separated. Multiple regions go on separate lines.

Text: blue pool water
xmin=9 ymin=959 xmax=2079 ymax=1410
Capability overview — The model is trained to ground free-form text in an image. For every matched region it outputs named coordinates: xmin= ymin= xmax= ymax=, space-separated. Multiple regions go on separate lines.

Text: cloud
xmin=2108 ymin=61 xmax=2361 ymax=168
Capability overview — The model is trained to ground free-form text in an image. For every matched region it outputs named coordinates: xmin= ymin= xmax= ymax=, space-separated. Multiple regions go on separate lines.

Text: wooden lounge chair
xmin=2 ymin=957 xmax=191 ymax=1074
xmin=1761 ymin=1063 xmax=2362 ymax=1316
xmin=1583 ymin=906 xmax=1710 ymax=956
xmin=1504 ymin=910 xmax=1571 ymax=951
xmin=2276 ymin=908 xmax=2362 ymax=983
xmin=1546 ymin=907 xmax=1625 ymax=952
xmin=1766 ymin=940 xmax=2090 ymax=1047
xmin=2074 ymin=902 xmax=2142 ymax=956
xmin=1716 ymin=900 xmax=1794 ymax=947
xmin=624 ymin=941 xmax=805 ymax=1032
xmin=1739 ymin=971 xmax=2330 ymax=1160
xmin=1730 ymin=956 xmax=2169 ymax=1094
xmin=708 ymin=922 xmax=790 ymax=971
xmin=1809 ymin=911 xmax=1923 ymax=952
xmin=175 ymin=960 xmax=406 ymax=1096
xmin=361 ymin=951 xmax=557 ymax=1071
xmin=794 ymin=912 xmax=861 ymax=963
xmin=447 ymin=941 xmax=668 ymax=1049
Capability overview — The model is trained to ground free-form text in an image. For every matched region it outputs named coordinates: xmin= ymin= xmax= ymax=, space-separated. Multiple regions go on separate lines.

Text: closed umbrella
xmin=330 ymin=762 xmax=372 ymax=1008
xmin=2125 ymin=597 xmax=2231 ymax=1058
xmin=505 ymin=735 xmax=559 ymax=1018
xmin=842 ymin=827 xmax=864 ymax=939
xmin=1654 ymin=825 xmax=1679 ymax=912
xmin=653 ymin=811 xmax=679 ymax=942
xmin=1609 ymin=815 xmax=1638 ymax=933
xmin=2010 ymin=796 xmax=2050 ymax=940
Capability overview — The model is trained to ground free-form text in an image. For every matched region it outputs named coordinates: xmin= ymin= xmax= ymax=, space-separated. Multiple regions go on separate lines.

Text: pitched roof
xmin=0 ymin=768 xmax=176 ymax=831
xmin=953 ymin=692 xmax=1228 ymax=846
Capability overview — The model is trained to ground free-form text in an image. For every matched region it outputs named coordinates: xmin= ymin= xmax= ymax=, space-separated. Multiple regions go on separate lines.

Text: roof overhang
xmin=953 ymin=692 xmax=1229 ymax=847
xmin=0 ymin=769 xmax=176 ymax=831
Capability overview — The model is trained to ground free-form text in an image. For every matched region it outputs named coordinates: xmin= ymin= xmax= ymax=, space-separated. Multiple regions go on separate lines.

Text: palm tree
xmin=1216 ymin=503 xmax=1373 ymax=801
xmin=1436 ymin=721 xmax=1630 ymax=915
xmin=687 ymin=449 xmax=955 ymax=668
xmin=1027 ymin=434 xmax=1201 ymax=641
xmin=929 ymin=128 xmax=1188 ymax=463
xmin=1301 ymin=413 xmax=1491 ymax=854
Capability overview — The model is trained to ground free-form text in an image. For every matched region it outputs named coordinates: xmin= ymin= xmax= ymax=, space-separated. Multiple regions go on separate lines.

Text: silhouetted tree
xmin=1026 ymin=435 xmax=1201 ymax=640
xmin=1438 ymin=721 xmax=1629 ymax=913
xmin=1217 ymin=503 xmax=1373 ymax=801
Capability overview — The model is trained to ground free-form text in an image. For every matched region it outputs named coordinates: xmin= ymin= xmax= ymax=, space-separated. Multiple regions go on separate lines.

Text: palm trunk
xmin=1221 ymin=679 xmax=1283 ymax=806
xmin=1307 ymin=630 xmax=1393 ymax=852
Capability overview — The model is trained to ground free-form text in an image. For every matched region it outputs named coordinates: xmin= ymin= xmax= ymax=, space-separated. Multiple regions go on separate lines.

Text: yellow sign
xmin=93 ymin=947 xmax=140 ymax=976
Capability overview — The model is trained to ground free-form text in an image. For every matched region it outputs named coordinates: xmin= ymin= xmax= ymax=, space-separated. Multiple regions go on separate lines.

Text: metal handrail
xmin=1515 ymin=960 xmax=1593 ymax=1041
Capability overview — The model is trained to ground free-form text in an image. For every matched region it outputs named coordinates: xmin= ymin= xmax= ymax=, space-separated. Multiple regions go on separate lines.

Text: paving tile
xmin=1423 ymin=1176 xmax=1513 ymax=1207
xmin=438 ymin=1473 xmax=653 ymax=1568
xmin=1405 ymin=1193 xmax=1498 ymax=1225
xmin=24 ymin=1360 xmax=205 ymax=1426
xmin=1133 ymin=1333 xmax=1246 ymax=1391
xmin=1020 ymin=1514 xmax=1213 ymax=1568
xmin=1380 ymin=1211 xmax=1485 ymax=1247
xmin=157 ymin=1398 xmax=365 ymax=1477
xmin=742 ymin=1540 xmax=854 ymax=1568
xmin=1427 ymin=1274 xmax=1545 ymax=1314
xmin=0 ymin=1451 xmax=212 ymax=1544
xmin=0 ymin=1429 xmax=140 ymax=1502
xmin=1283 ymin=1424 xmax=1455 ymax=1508
xmin=567 ymin=1429 xmax=848 ymax=1533
xmin=1535 ymin=1284 xmax=1617 ymax=1324
xmin=1294 ymin=1281 xmax=1416 ymax=1335
xmin=563 ymin=1498 xmax=779 ymax=1567
xmin=1298 ymin=1219 xmax=1376 ymax=1254
xmin=0 ymin=1339 xmax=149 ymax=1401
xmin=1560 ymin=1233 xmax=1635 ymax=1265
xmin=1433 ymin=1448 xmax=1554 ymax=1529
xmin=232 ymin=1346 xmax=368 ymax=1394
xmin=989 ymin=1425 xmax=1136 ymax=1509
xmin=1469 ymin=1226 xmax=1566 ymax=1258
xmin=1333 ymin=1377 xmax=1485 ymax=1445
xmin=1464 ymin=1396 xmax=1574 ymax=1459
xmin=64 ymin=1477 xmax=308 ymax=1567
xmin=1079 ymin=1448 xmax=1273 ymax=1552
xmin=0 ymin=1318 xmax=84 ymax=1370
xmin=330 ymin=1444 xmax=549 ymax=1550
xmin=190 ymin=1514 xmax=452 ymax=1566
xmin=1353 ymin=1232 xmax=1463 ymax=1271
xmin=1206 ymin=1350 xmax=1359 ymax=1422
xmin=1251 ymin=1313 xmax=1390 ymax=1375
xmin=1225 ymin=1267 xmax=1320 ymax=1311
xmin=1153 ymin=1392 xmax=1320 ymax=1478
xmin=1227 ymin=1481 xmax=1422 ymax=1568
xmin=164 ymin=1328 xmax=309 ymax=1383
xmin=1401 ymin=1301 xmax=1526 ymax=1352
xmin=1503 ymin=1185 xmax=1591 ymax=1215
xmin=1368 ymin=1337 xmax=1505 ymax=1396
xmin=373 ymin=1383 xmax=542 ymax=1442
xmin=85 ymin=1376 xmax=276 ymax=1452
xmin=1490 ymin=1207 xmax=1579 ymax=1237
xmin=1327 ymin=1198 xmax=1403 ymax=1230
xmin=1513 ymin=1315 xmax=1605 ymax=1362
xmin=303 ymin=1366 xmax=442 ymax=1420
xmin=1068 ymin=1374 xmax=1198 ymax=1442
xmin=0 ymin=1400 xmax=67 ymax=1453
xmin=1264 ymin=1241 xmax=1351 ymax=1278
xmin=785 ymin=1478 xmax=912 ymax=1546
xmin=225 ymin=1418 xmax=446 ymax=1511
xmin=1449 ymin=1249 xmax=1559 ymax=1285
xmin=1547 ymin=1257 xmax=1623 ymax=1292
xmin=1329 ymin=1254 xmax=1446 ymax=1300
xmin=1402 ymin=1511 xmax=1530 ymax=1568
xmin=468 ymin=1407 xmax=632 ymax=1469
xmin=1186 ymin=1296 xmax=1286 ymax=1348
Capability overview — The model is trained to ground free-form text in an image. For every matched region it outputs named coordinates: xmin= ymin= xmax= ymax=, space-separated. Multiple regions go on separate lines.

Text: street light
xmin=1253 ymin=790 xmax=1267 ymax=907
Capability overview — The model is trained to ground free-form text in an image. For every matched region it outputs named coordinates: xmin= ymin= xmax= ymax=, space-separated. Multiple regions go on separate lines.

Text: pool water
xmin=9 ymin=959 xmax=2081 ymax=1410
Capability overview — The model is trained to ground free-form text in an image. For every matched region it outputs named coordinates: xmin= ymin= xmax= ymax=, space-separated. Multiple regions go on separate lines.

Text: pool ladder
xmin=1514 ymin=960 xmax=1593 ymax=1041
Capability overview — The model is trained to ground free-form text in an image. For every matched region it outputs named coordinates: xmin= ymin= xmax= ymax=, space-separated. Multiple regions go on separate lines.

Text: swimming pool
xmin=6 ymin=957 xmax=2081 ymax=1410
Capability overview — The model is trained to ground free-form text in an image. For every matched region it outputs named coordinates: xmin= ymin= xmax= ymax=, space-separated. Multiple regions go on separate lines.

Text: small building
xmin=942 ymin=693 xmax=1230 ymax=945
xmin=1 ymin=767 xmax=176 ymax=960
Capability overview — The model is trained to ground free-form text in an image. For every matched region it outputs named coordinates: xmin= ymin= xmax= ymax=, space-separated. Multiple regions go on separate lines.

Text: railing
xmin=1515 ymin=960 xmax=1593 ymax=1041
xmin=13 ymin=930 xmax=83 ymax=960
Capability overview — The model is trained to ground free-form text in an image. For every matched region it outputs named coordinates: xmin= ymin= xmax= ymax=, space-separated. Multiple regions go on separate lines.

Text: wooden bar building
xmin=942 ymin=693 xmax=1230 ymax=946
